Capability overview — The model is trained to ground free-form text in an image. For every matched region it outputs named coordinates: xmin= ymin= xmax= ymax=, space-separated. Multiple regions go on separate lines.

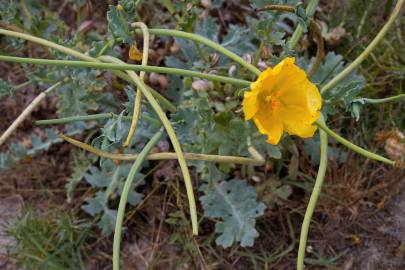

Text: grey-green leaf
xmin=200 ymin=179 xmax=266 ymax=248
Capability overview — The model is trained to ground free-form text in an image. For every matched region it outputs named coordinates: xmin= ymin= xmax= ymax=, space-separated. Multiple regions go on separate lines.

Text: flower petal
xmin=242 ymin=91 xmax=259 ymax=120
xmin=253 ymin=109 xmax=283 ymax=144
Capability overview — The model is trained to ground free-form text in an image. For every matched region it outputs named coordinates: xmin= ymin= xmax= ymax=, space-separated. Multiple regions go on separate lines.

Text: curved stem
xmin=35 ymin=113 xmax=161 ymax=126
xmin=0 ymin=55 xmax=251 ymax=88
xmin=59 ymin=133 xmax=265 ymax=165
xmin=102 ymin=56 xmax=199 ymax=235
xmin=307 ymin=20 xmax=324 ymax=78
xmin=140 ymin=28 xmax=261 ymax=76
xmin=355 ymin=93 xmax=405 ymax=104
xmin=288 ymin=0 xmax=319 ymax=50
xmin=0 ymin=82 xmax=62 ymax=146
xmin=316 ymin=119 xmax=395 ymax=165
xmin=297 ymin=123 xmax=328 ymax=270
xmin=113 ymin=129 xmax=163 ymax=270
xmin=0 ymin=28 xmax=176 ymax=112
xmin=124 ymin=22 xmax=150 ymax=147
xmin=320 ymin=0 xmax=405 ymax=94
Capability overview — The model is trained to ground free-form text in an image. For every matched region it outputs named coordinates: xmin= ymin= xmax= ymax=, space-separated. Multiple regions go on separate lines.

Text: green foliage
xmin=81 ymin=160 xmax=144 ymax=235
xmin=297 ymin=52 xmax=366 ymax=118
xmin=6 ymin=209 xmax=90 ymax=270
xmin=107 ymin=1 xmax=137 ymax=44
xmin=0 ymin=78 xmax=16 ymax=99
xmin=200 ymin=179 xmax=266 ymax=248
xmin=0 ymin=0 xmax=18 ymax=24
xmin=0 ymin=129 xmax=80 ymax=172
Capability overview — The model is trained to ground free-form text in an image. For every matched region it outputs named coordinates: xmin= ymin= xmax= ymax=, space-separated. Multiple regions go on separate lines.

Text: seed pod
xmin=242 ymin=53 xmax=253 ymax=64
xmin=228 ymin=65 xmax=236 ymax=76
xmin=192 ymin=80 xmax=213 ymax=91
xmin=257 ymin=60 xmax=268 ymax=71
xmin=209 ymin=53 xmax=220 ymax=67
xmin=201 ymin=0 xmax=212 ymax=9
xmin=384 ymin=129 xmax=405 ymax=161
xmin=262 ymin=46 xmax=271 ymax=60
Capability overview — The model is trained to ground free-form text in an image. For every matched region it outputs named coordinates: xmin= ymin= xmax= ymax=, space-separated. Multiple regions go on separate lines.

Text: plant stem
xmin=124 ymin=22 xmax=150 ymax=147
xmin=287 ymin=0 xmax=319 ymax=50
xmin=316 ymin=120 xmax=395 ymax=165
xmin=15 ymin=81 xmax=31 ymax=90
xmin=137 ymin=28 xmax=261 ymax=76
xmin=113 ymin=129 xmax=163 ymax=270
xmin=59 ymin=133 xmax=265 ymax=165
xmin=320 ymin=0 xmax=405 ymax=94
xmin=0 ymin=82 xmax=62 ymax=146
xmin=297 ymin=123 xmax=328 ymax=270
xmin=307 ymin=20 xmax=324 ymax=78
xmin=35 ymin=113 xmax=161 ymax=126
xmin=0 ymin=28 xmax=176 ymax=112
xmin=0 ymin=55 xmax=251 ymax=87
xmin=102 ymin=56 xmax=199 ymax=235
xmin=255 ymin=4 xmax=296 ymax=13
xmin=356 ymin=93 xmax=405 ymax=104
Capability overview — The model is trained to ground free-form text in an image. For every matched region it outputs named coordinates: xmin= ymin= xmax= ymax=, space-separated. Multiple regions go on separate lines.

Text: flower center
xmin=265 ymin=95 xmax=280 ymax=111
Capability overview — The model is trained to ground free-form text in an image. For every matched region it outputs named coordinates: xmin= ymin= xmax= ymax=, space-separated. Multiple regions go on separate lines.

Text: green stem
xmin=297 ymin=125 xmax=328 ymax=270
xmin=137 ymin=28 xmax=261 ymax=76
xmin=320 ymin=0 xmax=405 ymax=94
xmin=0 ymin=28 xmax=175 ymax=112
xmin=255 ymin=4 xmax=296 ymax=13
xmin=113 ymin=129 xmax=163 ymax=270
xmin=287 ymin=0 xmax=319 ymax=50
xmin=0 ymin=55 xmax=251 ymax=87
xmin=35 ymin=113 xmax=161 ymax=126
xmin=316 ymin=120 xmax=395 ymax=165
xmin=60 ymin=133 xmax=264 ymax=165
xmin=15 ymin=81 xmax=31 ymax=90
xmin=355 ymin=93 xmax=405 ymax=104
xmin=103 ymin=56 xmax=199 ymax=235
xmin=124 ymin=22 xmax=150 ymax=147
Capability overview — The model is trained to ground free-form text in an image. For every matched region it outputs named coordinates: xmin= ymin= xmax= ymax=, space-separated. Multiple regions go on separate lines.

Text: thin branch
xmin=124 ymin=22 xmax=150 ymax=147
xmin=0 ymin=82 xmax=62 ymax=146
xmin=255 ymin=4 xmax=295 ymax=13
xmin=59 ymin=133 xmax=265 ymax=166
xmin=307 ymin=20 xmax=325 ymax=78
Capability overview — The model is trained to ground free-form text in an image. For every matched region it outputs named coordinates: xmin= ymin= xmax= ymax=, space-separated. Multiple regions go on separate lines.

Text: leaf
xmin=195 ymin=16 xmax=219 ymax=42
xmin=83 ymin=166 xmax=112 ymax=188
xmin=200 ymin=179 xmax=266 ymax=248
xmin=82 ymin=191 xmax=107 ymax=216
xmin=0 ymin=0 xmax=18 ymax=24
xmin=107 ymin=5 xmax=132 ymax=44
xmin=101 ymin=112 xmax=129 ymax=144
xmin=0 ymin=79 xmax=16 ymax=100
xmin=98 ymin=208 xmax=117 ymax=235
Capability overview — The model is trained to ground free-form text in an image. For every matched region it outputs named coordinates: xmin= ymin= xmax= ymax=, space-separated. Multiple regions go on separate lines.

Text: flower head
xmin=243 ymin=57 xmax=322 ymax=144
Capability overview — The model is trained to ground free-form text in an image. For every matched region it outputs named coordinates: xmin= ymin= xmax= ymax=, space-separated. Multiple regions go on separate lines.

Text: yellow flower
xmin=243 ymin=57 xmax=322 ymax=145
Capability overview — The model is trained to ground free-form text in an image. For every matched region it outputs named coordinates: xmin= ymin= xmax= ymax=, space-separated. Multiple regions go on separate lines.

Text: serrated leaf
xmin=200 ymin=179 xmax=266 ymax=248
xmin=98 ymin=208 xmax=117 ymax=235
xmin=0 ymin=0 xmax=18 ymax=24
xmin=101 ymin=112 xmax=129 ymax=143
xmin=0 ymin=79 xmax=16 ymax=100
xmin=107 ymin=5 xmax=132 ymax=44
xmin=82 ymin=191 xmax=107 ymax=216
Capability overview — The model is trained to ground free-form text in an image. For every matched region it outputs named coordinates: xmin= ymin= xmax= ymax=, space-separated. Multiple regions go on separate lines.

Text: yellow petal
xmin=129 ymin=44 xmax=143 ymax=61
xmin=242 ymin=57 xmax=322 ymax=144
xmin=253 ymin=108 xmax=283 ymax=145
xmin=242 ymin=91 xmax=259 ymax=120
